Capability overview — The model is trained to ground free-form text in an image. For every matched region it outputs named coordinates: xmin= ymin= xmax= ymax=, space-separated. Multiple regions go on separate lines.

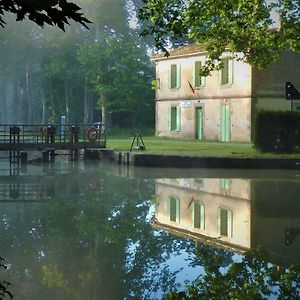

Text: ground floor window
xmin=192 ymin=202 xmax=205 ymax=230
xmin=195 ymin=107 xmax=203 ymax=140
xmin=168 ymin=106 xmax=181 ymax=131
xmin=220 ymin=178 xmax=231 ymax=190
xmin=217 ymin=208 xmax=233 ymax=238
xmin=168 ymin=196 xmax=180 ymax=222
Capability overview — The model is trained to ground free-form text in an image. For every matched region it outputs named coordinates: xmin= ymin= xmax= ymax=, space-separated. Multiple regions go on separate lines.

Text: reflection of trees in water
xmin=192 ymin=244 xmax=233 ymax=273
xmin=0 ymin=257 xmax=12 ymax=300
xmin=0 ymin=174 xmax=192 ymax=299
xmin=165 ymin=246 xmax=300 ymax=299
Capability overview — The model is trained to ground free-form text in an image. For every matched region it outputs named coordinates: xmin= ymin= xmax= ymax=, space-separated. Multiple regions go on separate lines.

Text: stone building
xmin=151 ymin=44 xmax=300 ymax=142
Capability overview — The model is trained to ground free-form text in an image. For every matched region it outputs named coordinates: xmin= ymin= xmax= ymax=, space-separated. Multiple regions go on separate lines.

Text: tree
xmin=165 ymin=246 xmax=300 ymax=299
xmin=78 ymin=34 xmax=154 ymax=128
xmin=139 ymin=0 xmax=300 ymax=75
xmin=0 ymin=0 xmax=155 ymax=127
xmin=0 ymin=0 xmax=91 ymax=30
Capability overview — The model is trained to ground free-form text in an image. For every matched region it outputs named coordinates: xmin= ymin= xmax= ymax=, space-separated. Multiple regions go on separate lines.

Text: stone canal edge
xmin=98 ymin=149 xmax=300 ymax=169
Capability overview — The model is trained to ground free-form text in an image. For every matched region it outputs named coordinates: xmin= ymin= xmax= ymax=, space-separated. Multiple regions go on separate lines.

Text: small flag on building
xmin=188 ymin=81 xmax=195 ymax=94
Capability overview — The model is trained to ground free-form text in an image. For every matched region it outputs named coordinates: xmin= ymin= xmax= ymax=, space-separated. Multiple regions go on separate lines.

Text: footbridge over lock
xmin=0 ymin=124 xmax=106 ymax=163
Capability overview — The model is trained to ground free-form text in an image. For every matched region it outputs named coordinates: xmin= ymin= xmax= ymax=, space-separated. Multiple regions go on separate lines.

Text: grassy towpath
xmin=106 ymin=136 xmax=300 ymax=158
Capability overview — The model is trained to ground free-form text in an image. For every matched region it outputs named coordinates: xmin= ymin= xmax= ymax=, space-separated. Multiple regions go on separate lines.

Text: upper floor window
xmin=219 ymin=58 xmax=233 ymax=85
xmin=193 ymin=61 xmax=205 ymax=87
xmin=169 ymin=64 xmax=181 ymax=89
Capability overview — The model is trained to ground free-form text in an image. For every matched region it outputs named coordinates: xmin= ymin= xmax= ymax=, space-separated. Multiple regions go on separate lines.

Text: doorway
xmin=196 ymin=107 xmax=203 ymax=140
xmin=220 ymin=105 xmax=231 ymax=142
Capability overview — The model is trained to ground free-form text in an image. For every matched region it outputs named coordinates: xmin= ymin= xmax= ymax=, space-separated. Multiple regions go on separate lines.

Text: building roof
xmin=151 ymin=43 xmax=206 ymax=61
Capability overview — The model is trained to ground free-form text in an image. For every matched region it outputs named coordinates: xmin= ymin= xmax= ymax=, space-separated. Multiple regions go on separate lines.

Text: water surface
xmin=0 ymin=161 xmax=299 ymax=299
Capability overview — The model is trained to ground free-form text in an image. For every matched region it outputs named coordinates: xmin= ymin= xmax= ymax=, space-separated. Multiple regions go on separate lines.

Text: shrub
xmin=105 ymin=126 xmax=154 ymax=138
xmin=253 ymin=110 xmax=300 ymax=153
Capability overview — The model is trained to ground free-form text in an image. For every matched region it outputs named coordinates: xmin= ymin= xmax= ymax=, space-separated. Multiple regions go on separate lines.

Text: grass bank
xmin=106 ymin=136 xmax=300 ymax=158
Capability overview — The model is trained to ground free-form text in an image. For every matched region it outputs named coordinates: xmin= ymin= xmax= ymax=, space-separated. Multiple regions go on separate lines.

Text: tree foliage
xmin=0 ymin=0 xmax=154 ymax=128
xmin=165 ymin=246 xmax=300 ymax=299
xmin=0 ymin=257 xmax=12 ymax=299
xmin=139 ymin=0 xmax=300 ymax=74
xmin=0 ymin=0 xmax=91 ymax=30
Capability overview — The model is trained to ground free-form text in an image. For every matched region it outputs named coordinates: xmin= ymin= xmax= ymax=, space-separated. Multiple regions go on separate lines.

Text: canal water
xmin=0 ymin=160 xmax=299 ymax=299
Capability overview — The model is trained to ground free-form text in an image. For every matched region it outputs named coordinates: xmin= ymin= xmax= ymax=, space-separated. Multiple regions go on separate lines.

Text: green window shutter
xmin=169 ymin=197 xmax=177 ymax=222
xmin=196 ymin=108 xmax=203 ymax=140
xmin=219 ymin=58 xmax=231 ymax=85
xmin=168 ymin=106 xmax=171 ymax=131
xmin=176 ymin=106 xmax=181 ymax=132
xmin=218 ymin=208 xmax=232 ymax=237
xmin=200 ymin=72 xmax=206 ymax=87
xmin=168 ymin=67 xmax=172 ymax=89
xmin=221 ymin=105 xmax=230 ymax=142
xmin=176 ymin=64 xmax=181 ymax=88
xmin=217 ymin=207 xmax=221 ymax=234
xmin=227 ymin=210 xmax=233 ymax=238
xmin=218 ymin=68 xmax=222 ymax=85
xmin=192 ymin=62 xmax=196 ymax=86
xmin=200 ymin=204 xmax=205 ymax=230
xmin=221 ymin=106 xmax=226 ymax=141
xmin=168 ymin=196 xmax=170 ymax=217
xmin=194 ymin=61 xmax=201 ymax=87
xmin=221 ymin=178 xmax=230 ymax=189
xmin=176 ymin=198 xmax=180 ymax=222
xmin=193 ymin=203 xmax=204 ymax=229
xmin=191 ymin=202 xmax=195 ymax=227
xmin=225 ymin=106 xmax=231 ymax=141
xmin=228 ymin=59 xmax=233 ymax=84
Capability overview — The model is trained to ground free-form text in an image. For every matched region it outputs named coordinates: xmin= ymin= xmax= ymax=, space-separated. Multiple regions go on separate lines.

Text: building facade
xmin=154 ymin=177 xmax=300 ymax=266
xmin=152 ymin=44 xmax=300 ymax=142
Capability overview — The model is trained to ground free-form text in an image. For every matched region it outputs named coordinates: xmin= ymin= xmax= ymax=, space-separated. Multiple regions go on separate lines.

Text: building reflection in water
xmin=153 ymin=177 xmax=300 ymax=266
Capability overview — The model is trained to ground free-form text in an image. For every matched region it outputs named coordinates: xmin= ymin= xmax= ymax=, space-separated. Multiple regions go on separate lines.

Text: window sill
xmin=220 ymin=83 xmax=233 ymax=88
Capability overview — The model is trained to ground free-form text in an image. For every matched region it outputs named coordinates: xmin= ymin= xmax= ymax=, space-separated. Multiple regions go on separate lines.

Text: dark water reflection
xmin=0 ymin=161 xmax=299 ymax=299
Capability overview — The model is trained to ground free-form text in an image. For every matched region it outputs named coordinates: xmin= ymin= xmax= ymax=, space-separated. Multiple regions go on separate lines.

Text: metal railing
xmin=0 ymin=173 xmax=104 ymax=202
xmin=0 ymin=123 xmax=106 ymax=147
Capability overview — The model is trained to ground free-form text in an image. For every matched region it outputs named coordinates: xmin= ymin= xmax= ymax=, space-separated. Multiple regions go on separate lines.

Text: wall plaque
xmin=182 ymin=100 xmax=191 ymax=108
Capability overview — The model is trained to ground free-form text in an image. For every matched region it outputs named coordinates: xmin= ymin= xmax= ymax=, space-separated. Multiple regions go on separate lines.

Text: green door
xmin=221 ymin=105 xmax=230 ymax=142
xmin=196 ymin=108 xmax=203 ymax=140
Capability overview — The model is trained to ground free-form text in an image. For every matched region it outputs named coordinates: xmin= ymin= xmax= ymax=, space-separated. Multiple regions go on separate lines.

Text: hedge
xmin=253 ymin=110 xmax=300 ymax=153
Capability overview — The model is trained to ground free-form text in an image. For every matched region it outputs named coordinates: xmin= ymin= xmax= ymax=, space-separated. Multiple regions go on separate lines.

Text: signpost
xmin=285 ymin=82 xmax=300 ymax=110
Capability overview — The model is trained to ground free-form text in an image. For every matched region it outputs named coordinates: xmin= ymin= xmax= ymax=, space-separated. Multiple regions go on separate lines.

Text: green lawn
xmin=106 ymin=136 xmax=300 ymax=158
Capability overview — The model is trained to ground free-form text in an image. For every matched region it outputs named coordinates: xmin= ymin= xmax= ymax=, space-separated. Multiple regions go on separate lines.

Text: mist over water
xmin=0 ymin=161 xmax=299 ymax=299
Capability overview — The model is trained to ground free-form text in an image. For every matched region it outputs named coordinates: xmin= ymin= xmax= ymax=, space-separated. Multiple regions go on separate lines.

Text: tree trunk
xmin=50 ymin=81 xmax=55 ymax=122
xmin=84 ymin=74 xmax=89 ymax=124
xmin=0 ymin=77 xmax=5 ymax=123
xmin=101 ymin=94 xmax=107 ymax=130
xmin=65 ymin=79 xmax=69 ymax=123
xmin=41 ymin=87 xmax=46 ymax=124
xmin=25 ymin=62 xmax=32 ymax=124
